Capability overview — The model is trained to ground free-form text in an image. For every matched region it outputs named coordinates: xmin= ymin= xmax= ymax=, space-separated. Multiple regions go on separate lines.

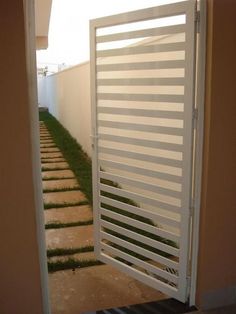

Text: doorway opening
xmin=35 ymin=1 xmax=206 ymax=313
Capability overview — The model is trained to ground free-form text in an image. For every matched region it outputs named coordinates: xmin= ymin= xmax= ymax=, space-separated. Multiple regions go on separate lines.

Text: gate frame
xmin=90 ymin=0 xmax=207 ymax=305
xmin=189 ymin=0 xmax=207 ymax=306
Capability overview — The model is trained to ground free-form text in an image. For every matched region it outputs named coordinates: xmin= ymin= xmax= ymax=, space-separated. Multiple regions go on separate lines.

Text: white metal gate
xmin=90 ymin=0 xmax=197 ymax=302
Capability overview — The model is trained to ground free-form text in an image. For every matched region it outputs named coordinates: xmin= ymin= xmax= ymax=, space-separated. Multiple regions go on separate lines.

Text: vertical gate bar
xmin=178 ymin=0 xmax=197 ymax=302
xmin=90 ymin=21 xmax=102 ymax=257
xmin=189 ymin=0 xmax=207 ymax=306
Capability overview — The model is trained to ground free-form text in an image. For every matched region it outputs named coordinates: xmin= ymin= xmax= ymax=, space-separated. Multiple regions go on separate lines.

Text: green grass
xmin=43 ymin=187 xmax=80 ymax=193
xmin=42 ymin=176 xmax=75 ymax=181
xmin=41 ymin=156 xmax=63 ymax=160
xmin=45 ymin=219 xmax=93 ymax=229
xmin=44 ymin=200 xmax=89 ymax=210
xmin=48 ymin=258 xmax=103 ymax=272
xmin=47 ymin=246 xmax=94 ymax=258
xmin=39 ymin=111 xmax=93 ymax=206
xmin=41 ymin=160 xmax=65 ymax=164
xmin=40 ymin=111 xmax=178 ymax=264
xmin=41 ymin=167 xmax=70 ymax=172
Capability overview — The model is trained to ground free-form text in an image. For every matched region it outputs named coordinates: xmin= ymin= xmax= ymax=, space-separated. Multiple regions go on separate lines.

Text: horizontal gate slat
xmin=100 ymin=207 xmax=179 ymax=242
xmin=96 ymin=24 xmax=185 ymax=43
xmin=99 ymin=159 xmax=182 ymax=184
xmin=98 ymin=92 xmax=184 ymax=103
xmin=98 ymin=120 xmax=184 ymax=136
xmin=101 ymin=219 xmax=179 ymax=257
xmin=97 ymin=77 xmax=185 ymax=86
xmin=100 ymin=253 xmax=179 ymax=298
xmin=99 ymin=170 xmax=181 ymax=199
xmin=98 ymin=107 xmax=184 ymax=119
xmin=101 ymin=242 xmax=178 ymax=284
xmin=101 ymin=231 xmax=179 ymax=270
xmin=96 ymin=60 xmax=185 ymax=71
xmin=99 ymin=183 xmax=181 ymax=213
xmin=100 ymin=196 xmax=180 ymax=228
xmin=97 ymin=42 xmax=185 ymax=57
xmin=98 ymin=146 xmax=182 ymax=167
xmin=99 ymin=134 xmax=183 ymax=152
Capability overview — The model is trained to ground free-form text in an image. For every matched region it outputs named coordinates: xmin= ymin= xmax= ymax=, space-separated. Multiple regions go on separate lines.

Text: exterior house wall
xmin=196 ymin=0 xmax=236 ymax=309
xmin=0 ymin=1 xmax=48 ymax=313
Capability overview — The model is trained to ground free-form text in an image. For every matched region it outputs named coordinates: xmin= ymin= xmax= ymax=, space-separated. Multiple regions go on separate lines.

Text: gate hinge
xmin=190 ymin=198 xmax=195 ymax=216
xmin=186 ymin=276 xmax=191 ymax=297
xmin=195 ymin=10 xmax=200 ymax=33
xmin=192 ymin=108 xmax=198 ymax=128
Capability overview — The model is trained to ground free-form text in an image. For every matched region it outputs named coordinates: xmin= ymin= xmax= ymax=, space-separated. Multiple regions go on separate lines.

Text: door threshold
xmin=82 ymin=298 xmax=197 ymax=314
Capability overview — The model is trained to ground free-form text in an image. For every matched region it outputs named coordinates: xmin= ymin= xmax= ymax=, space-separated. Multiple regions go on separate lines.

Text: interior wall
xmin=196 ymin=0 xmax=236 ymax=309
xmin=0 ymin=1 xmax=46 ymax=313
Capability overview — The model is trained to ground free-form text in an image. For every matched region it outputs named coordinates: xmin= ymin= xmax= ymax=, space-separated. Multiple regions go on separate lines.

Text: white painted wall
xmin=40 ymin=61 xmax=92 ymax=156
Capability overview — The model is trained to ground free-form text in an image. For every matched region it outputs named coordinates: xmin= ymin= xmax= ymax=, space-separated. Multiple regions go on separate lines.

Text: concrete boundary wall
xmin=39 ymin=61 xmax=92 ymax=156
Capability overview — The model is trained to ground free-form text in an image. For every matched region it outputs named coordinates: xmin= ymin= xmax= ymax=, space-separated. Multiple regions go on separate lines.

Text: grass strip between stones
xmin=41 ymin=167 xmax=70 ymax=172
xmin=47 ymin=246 xmax=94 ymax=257
xmin=48 ymin=258 xmax=103 ymax=273
xmin=43 ymin=187 xmax=80 ymax=193
xmin=41 ymin=156 xmax=63 ymax=159
xmin=42 ymin=176 xmax=75 ymax=181
xmin=39 ymin=112 xmax=92 ymax=206
xmin=41 ymin=160 xmax=66 ymax=164
xmin=45 ymin=219 xmax=93 ymax=229
xmin=44 ymin=200 xmax=89 ymax=210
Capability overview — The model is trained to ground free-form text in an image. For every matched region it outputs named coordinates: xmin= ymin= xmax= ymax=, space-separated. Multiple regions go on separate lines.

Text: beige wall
xmin=44 ymin=62 xmax=92 ymax=156
xmin=0 ymin=1 xmax=47 ymax=313
xmin=196 ymin=0 xmax=236 ymax=309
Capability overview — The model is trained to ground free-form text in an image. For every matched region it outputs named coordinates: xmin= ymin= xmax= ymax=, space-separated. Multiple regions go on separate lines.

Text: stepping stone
xmin=41 ymin=147 xmax=61 ymax=153
xmin=48 ymin=251 xmax=96 ymax=263
xmin=41 ymin=152 xmax=63 ymax=159
xmin=42 ymin=162 xmax=69 ymax=170
xmin=48 ymin=265 xmax=166 ymax=314
xmin=46 ymin=225 xmax=94 ymax=248
xmin=42 ymin=169 xmax=74 ymax=179
xmin=43 ymin=190 xmax=86 ymax=205
xmin=40 ymin=131 xmax=50 ymax=135
xmin=40 ymin=139 xmax=55 ymax=144
xmin=44 ymin=205 xmax=92 ymax=224
xmin=42 ymin=178 xmax=79 ymax=191
xmin=40 ymin=143 xmax=57 ymax=148
xmin=41 ymin=157 xmax=66 ymax=163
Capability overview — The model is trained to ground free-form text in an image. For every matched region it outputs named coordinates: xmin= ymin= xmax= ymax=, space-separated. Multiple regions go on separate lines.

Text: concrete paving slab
xmin=41 ymin=158 xmax=66 ymax=163
xmin=43 ymin=190 xmax=86 ymax=205
xmin=44 ymin=205 xmax=92 ymax=224
xmin=40 ymin=134 xmax=52 ymax=137
xmin=42 ymin=169 xmax=75 ymax=180
xmin=48 ymin=251 xmax=96 ymax=263
xmin=40 ymin=143 xmax=57 ymax=148
xmin=42 ymin=162 xmax=70 ymax=170
xmin=41 ymin=147 xmax=61 ymax=153
xmin=40 ymin=139 xmax=55 ymax=144
xmin=42 ymin=178 xmax=77 ymax=191
xmin=41 ymin=152 xmax=64 ymax=159
xmin=40 ymin=137 xmax=53 ymax=141
xmin=40 ymin=131 xmax=50 ymax=135
xmin=46 ymin=225 xmax=94 ymax=249
xmin=49 ymin=264 xmax=166 ymax=314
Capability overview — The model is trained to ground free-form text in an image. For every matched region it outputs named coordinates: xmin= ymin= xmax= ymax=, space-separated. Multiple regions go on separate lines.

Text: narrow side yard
xmin=39 ymin=112 xmax=166 ymax=314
